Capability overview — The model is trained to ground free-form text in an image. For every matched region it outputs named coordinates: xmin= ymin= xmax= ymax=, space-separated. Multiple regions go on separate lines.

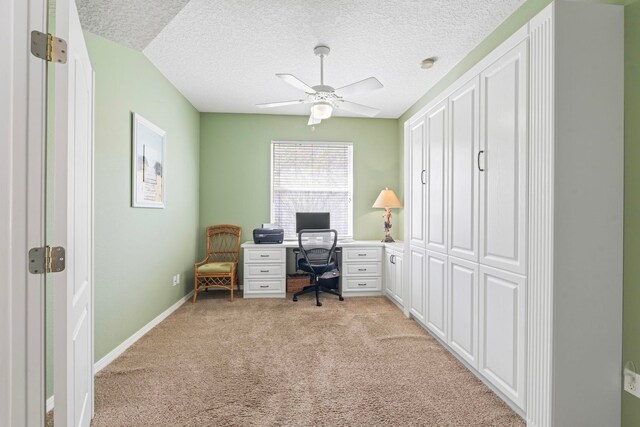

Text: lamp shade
xmin=372 ymin=188 xmax=402 ymax=209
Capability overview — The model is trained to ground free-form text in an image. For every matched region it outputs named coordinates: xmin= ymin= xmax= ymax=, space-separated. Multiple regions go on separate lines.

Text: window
xmin=271 ymin=141 xmax=353 ymax=239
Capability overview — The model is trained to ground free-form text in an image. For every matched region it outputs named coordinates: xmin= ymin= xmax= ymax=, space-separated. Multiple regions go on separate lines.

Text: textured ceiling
xmin=77 ymin=0 xmax=190 ymax=50
xmin=80 ymin=0 xmax=525 ymax=118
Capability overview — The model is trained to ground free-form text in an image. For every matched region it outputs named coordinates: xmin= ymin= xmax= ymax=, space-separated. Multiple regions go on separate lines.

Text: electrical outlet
xmin=172 ymin=274 xmax=178 ymax=286
xmin=624 ymin=365 xmax=640 ymax=399
xmin=176 ymin=273 xmax=180 ymax=284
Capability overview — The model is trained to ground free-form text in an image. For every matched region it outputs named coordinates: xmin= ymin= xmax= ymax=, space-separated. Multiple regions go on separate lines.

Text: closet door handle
xmin=421 ymin=170 xmax=426 ymax=184
xmin=477 ymin=150 xmax=485 ymax=172
xmin=390 ymin=255 xmax=396 ymax=264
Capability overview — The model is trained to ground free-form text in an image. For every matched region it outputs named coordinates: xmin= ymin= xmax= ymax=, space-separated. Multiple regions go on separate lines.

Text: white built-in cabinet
xmin=409 ymin=119 xmax=426 ymax=248
xmin=406 ymin=38 xmax=529 ymax=410
xmin=404 ymin=2 xmax=623 ymax=425
xmin=409 ymin=248 xmax=425 ymax=324
xmin=425 ymin=101 xmax=448 ymax=254
xmin=479 ymin=265 xmax=526 ymax=408
xmin=478 ymin=41 xmax=528 ymax=276
xmin=448 ymin=77 xmax=479 ymax=262
xmin=384 ymin=245 xmax=404 ymax=306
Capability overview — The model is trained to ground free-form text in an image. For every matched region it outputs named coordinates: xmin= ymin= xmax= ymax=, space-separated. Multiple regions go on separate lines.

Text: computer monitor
xmin=296 ymin=212 xmax=330 ymax=233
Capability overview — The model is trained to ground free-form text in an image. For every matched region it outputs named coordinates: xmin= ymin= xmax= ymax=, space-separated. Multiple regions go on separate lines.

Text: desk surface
xmin=241 ymin=240 xmax=403 ymax=249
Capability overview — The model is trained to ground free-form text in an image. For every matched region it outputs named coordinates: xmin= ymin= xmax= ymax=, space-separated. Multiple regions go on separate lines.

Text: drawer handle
xmin=358 ymin=283 xmax=367 ymax=286
xmin=357 ymin=268 xmax=367 ymax=272
xmin=259 ymin=285 xmax=269 ymax=288
xmin=260 ymin=270 xmax=270 ymax=273
xmin=357 ymin=253 xmax=366 ymax=257
xmin=260 ymin=254 xmax=270 ymax=258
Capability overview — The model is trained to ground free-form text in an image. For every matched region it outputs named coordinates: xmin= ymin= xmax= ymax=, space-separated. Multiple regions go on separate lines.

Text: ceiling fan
xmin=256 ymin=45 xmax=383 ymax=125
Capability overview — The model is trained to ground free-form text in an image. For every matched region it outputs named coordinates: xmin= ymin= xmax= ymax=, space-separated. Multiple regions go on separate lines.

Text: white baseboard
xmin=94 ymin=290 xmax=194 ymax=373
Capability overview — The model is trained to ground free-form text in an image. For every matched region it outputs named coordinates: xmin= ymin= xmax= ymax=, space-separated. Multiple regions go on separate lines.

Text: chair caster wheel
xmin=339 ymin=296 xmax=344 ymax=301
xmin=293 ymin=297 xmax=298 ymax=302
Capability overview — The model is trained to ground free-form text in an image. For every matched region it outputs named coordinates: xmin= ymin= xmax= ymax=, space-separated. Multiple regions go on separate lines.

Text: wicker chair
xmin=193 ymin=225 xmax=241 ymax=303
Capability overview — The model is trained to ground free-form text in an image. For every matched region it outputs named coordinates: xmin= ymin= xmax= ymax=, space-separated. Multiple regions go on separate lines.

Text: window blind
xmin=271 ymin=142 xmax=353 ymax=239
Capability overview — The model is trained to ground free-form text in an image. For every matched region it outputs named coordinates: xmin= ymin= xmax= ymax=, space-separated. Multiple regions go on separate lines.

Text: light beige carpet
xmin=90 ymin=292 xmax=525 ymax=426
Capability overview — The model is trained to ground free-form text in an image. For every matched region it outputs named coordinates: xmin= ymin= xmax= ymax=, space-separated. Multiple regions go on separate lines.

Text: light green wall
xmin=198 ymin=113 xmax=399 ymax=265
xmin=624 ymin=2 xmax=640 ymax=425
xmin=87 ymin=33 xmax=200 ymax=362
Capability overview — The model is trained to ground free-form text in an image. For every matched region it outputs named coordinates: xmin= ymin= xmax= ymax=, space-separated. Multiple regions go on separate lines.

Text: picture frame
xmin=132 ymin=113 xmax=166 ymax=208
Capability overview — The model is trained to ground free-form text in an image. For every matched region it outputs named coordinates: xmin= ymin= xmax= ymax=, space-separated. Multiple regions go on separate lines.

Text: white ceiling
xmin=80 ymin=0 xmax=525 ymax=118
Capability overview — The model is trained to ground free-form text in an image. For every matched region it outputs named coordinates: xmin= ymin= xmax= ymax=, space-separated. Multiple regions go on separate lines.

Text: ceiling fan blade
xmin=276 ymin=74 xmax=317 ymax=94
xmin=308 ymin=114 xmax=321 ymax=126
xmin=338 ymin=101 xmax=380 ymax=117
xmin=256 ymin=99 xmax=308 ymax=108
xmin=335 ymin=77 xmax=383 ymax=97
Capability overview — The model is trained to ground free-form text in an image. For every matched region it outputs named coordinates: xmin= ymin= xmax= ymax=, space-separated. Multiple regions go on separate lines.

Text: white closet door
xmin=425 ymin=101 xmax=448 ymax=253
xmin=479 ymin=41 xmax=528 ymax=275
xmin=448 ymin=77 xmax=480 ymax=262
xmin=409 ymin=248 xmax=426 ymax=324
xmin=393 ymin=254 xmax=403 ymax=304
xmin=447 ymin=257 xmax=479 ymax=369
xmin=479 ymin=265 xmax=526 ymax=409
xmin=425 ymin=250 xmax=447 ymax=341
xmin=409 ymin=118 xmax=426 ymax=247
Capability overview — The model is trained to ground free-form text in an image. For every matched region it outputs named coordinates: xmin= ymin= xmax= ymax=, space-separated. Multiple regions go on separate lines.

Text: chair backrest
xmin=298 ymin=229 xmax=338 ymax=268
xmin=206 ymin=224 xmax=241 ymax=263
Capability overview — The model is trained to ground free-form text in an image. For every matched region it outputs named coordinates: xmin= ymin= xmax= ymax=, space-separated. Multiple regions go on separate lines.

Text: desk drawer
xmin=245 ymin=264 xmax=284 ymax=279
xmin=245 ymin=279 xmax=284 ymax=292
xmin=345 ymin=277 xmax=382 ymax=290
xmin=344 ymin=247 xmax=382 ymax=262
xmin=344 ymin=263 xmax=381 ymax=277
xmin=245 ymin=248 xmax=285 ymax=263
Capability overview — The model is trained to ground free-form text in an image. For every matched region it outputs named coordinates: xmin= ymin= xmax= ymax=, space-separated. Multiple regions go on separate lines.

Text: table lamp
xmin=372 ymin=188 xmax=403 ymax=242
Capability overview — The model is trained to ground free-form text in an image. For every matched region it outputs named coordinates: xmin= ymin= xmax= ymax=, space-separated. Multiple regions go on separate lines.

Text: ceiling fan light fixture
xmin=311 ymin=101 xmax=333 ymax=119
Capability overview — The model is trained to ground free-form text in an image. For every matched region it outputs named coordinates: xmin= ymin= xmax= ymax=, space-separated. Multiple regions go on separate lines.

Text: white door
xmin=479 ymin=265 xmax=526 ymax=409
xmin=384 ymin=250 xmax=394 ymax=297
xmin=425 ymin=250 xmax=447 ymax=340
xmin=409 ymin=118 xmax=426 ymax=247
xmin=479 ymin=41 xmax=528 ymax=275
xmin=448 ymin=77 xmax=480 ymax=262
xmin=447 ymin=257 xmax=478 ymax=369
xmin=409 ymin=248 xmax=426 ymax=324
xmin=425 ymin=101 xmax=448 ymax=253
xmin=393 ymin=254 xmax=403 ymax=305
xmin=53 ymin=1 xmax=94 ymax=426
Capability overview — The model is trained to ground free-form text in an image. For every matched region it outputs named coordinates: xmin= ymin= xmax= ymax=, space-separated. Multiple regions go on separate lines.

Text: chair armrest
xmin=194 ymin=257 xmax=211 ymax=268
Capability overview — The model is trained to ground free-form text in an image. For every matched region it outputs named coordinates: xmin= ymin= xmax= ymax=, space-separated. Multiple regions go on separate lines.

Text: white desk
xmin=241 ymin=240 xmax=402 ymax=299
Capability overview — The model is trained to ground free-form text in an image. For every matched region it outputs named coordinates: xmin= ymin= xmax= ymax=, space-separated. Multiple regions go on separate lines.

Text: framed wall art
xmin=132 ymin=113 xmax=166 ymax=208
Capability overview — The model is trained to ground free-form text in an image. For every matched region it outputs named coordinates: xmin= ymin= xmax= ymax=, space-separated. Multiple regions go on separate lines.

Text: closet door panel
xmin=409 ymin=248 xmax=426 ymax=324
xmin=479 ymin=41 xmax=528 ymax=275
xmin=426 ymin=250 xmax=447 ymax=341
xmin=449 ymin=77 xmax=480 ymax=262
xmin=448 ymin=257 xmax=479 ymax=368
xmin=410 ymin=118 xmax=426 ymax=247
xmin=479 ymin=265 xmax=526 ymax=409
xmin=425 ymin=101 xmax=448 ymax=254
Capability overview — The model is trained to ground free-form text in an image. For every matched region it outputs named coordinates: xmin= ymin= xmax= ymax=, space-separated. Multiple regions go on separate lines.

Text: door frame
xmin=0 ymin=0 xmax=48 ymax=425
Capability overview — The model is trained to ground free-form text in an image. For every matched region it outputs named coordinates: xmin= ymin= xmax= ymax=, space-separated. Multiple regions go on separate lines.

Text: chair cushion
xmin=297 ymin=259 xmax=336 ymax=275
xmin=197 ymin=262 xmax=234 ymax=274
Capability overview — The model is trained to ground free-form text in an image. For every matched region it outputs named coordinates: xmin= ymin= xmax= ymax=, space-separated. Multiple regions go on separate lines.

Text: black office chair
xmin=293 ymin=229 xmax=344 ymax=306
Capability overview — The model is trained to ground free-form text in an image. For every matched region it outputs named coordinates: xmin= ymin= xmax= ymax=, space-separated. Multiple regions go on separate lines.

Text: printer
xmin=253 ymin=227 xmax=284 ymax=244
